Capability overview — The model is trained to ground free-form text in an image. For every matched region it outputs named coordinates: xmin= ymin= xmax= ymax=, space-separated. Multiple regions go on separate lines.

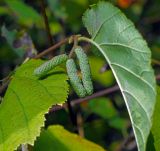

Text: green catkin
xmin=34 ymin=54 xmax=68 ymax=77
xmin=75 ymin=46 xmax=93 ymax=95
xmin=66 ymin=59 xmax=87 ymax=98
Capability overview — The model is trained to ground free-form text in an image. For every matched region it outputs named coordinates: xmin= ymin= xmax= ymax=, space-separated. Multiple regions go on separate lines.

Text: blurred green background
xmin=0 ymin=0 xmax=160 ymax=151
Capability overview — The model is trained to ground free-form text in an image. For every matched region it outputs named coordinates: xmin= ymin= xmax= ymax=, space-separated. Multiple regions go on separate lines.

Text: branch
xmin=49 ymin=85 xmax=119 ymax=112
xmin=152 ymin=59 xmax=160 ymax=66
xmin=40 ymin=0 xmax=53 ymax=46
xmin=71 ymin=85 xmax=119 ymax=106
xmin=34 ymin=36 xmax=73 ymax=59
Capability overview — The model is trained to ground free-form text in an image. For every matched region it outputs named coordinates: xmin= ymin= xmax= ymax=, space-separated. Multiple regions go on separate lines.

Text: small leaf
xmin=82 ymin=2 xmax=156 ymax=151
xmin=0 ymin=60 xmax=68 ymax=151
xmin=33 ymin=125 xmax=105 ymax=151
xmin=88 ymin=97 xmax=117 ymax=119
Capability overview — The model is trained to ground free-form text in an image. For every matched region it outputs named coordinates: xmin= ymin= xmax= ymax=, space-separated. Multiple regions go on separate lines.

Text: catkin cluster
xmin=34 ymin=46 xmax=93 ymax=98
xmin=66 ymin=46 xmax=93 ymax=97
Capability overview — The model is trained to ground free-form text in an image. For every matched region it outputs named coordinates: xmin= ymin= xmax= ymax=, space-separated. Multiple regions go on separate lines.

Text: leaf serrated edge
xmin=11 ymin=78 xmax=69 ymax=151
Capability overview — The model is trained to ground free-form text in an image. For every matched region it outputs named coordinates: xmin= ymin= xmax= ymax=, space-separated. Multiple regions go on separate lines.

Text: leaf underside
xmin=0 ymin=60 xmax=68 ymax=151
xmin=83 ymin=2 xmax=156 ymax=151
xmin=33 ymin=125 xmax=105 ymax=151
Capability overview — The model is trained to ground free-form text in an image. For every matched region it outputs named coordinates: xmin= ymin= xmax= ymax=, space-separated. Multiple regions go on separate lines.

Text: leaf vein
xmin=92 ymin=10 xmax=121 ymax=40
xmin=134 ymin=124 xmax=145 ymax=148
xmin=99 ymin=42 xmax=150 ymax=54
xmin=8 ymin=88 xmax=30 ymax=138
xmin=123 ymin=90 xmax=151 ymax=125
xmin=116 ymin=23 xmax=134 ymax=42
xmin=128 ymin=36 xmax=143 ymax=45
xmin=110 ymin=63 xmax=155 ymax=94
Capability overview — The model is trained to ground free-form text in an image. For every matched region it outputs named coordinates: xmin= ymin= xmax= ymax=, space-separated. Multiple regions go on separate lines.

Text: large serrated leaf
xmin=0 ymin=60 xmax=68 ymax=151
xmin=33 ymin=125 xmax=105 ymax=151
xmin=82 ymin=2 xmax=156 ymax=151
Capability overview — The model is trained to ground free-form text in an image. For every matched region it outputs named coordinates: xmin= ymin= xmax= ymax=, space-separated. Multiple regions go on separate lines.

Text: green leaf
xmin=82 ymin=2 xmax=156 ymax=151
xmin=33 ymin=125 xmax=105 ymax=151
xmin=0 ymin=60 xmax=68 ymax=151
xmin=88 ymin=97 xmax=117 ymax=119
xmin=5 ymin=0 xmax=42 ymax=27
xmin=147 ymin=86 xmax=160 ymax=151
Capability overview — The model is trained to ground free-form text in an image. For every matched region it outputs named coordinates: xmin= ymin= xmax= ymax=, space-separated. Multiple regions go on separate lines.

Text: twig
xmin=34 ymin=36 xmax=73 ymax=59
xmin=49 ymin=85 xmax=119 ymax=112
xmin=71 ymin=85 xmax=119 ymax=106
xmin=40 ymin=0 xmax=53 ymax=46
xmin=152 ymin=59 xmax=160 ymax=66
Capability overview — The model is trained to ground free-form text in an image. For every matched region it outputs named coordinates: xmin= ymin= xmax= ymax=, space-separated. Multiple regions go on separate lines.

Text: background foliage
xmin=0 ymin=0 xmax=160 ymax=151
